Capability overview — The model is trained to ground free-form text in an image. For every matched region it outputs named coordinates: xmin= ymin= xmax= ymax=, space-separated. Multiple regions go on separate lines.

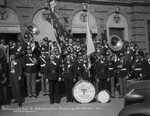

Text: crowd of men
xmin=0 ymin=35 xmax=150 ymax=108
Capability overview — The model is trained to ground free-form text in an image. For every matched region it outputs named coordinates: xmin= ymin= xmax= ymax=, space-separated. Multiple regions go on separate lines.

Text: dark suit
xmin=132 ymin=58 xmax=143 ymax=79
xmin=9 ymin=46 xmax=15 ymax=56
xmin=95 ymin=59 xmax=108 ymax=92
xmin=23 ymin=54 xmax=37 ymax=96
xmin=82 ymin=60 xmax=89 ymax=80
xmin=46 ymin=59 xmax=60 ymax=103
xmin=141 ymin=58 xmax=149 ymax=80
xmin=38 ymin=55 xmax=49 ymax=94
xmin=74 ymin=60 xmax=84 ymax=81
xmin=14 ymin=43 xmax=27 ymax=87
xmin=116 ymin=59 xmax=129 ymax=97
xmin=15 ymin=44 xmax=27 ymax=59
xmin=63 ymin=61 xmax=75 ymax=102
xmin=41 ymin=43 xmax=50 ymax=55
xmin=9 ymin=59 xmax=22 ymax=103
xmin=107 ymin=59 xmax=115 ymax=97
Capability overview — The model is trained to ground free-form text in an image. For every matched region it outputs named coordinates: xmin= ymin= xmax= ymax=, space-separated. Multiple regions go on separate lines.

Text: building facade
xmin=0 ymin=0 xmax=150 ymax=53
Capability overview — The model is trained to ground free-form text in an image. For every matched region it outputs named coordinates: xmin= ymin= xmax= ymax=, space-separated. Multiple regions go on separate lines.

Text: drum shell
xmin=73 ymin=80 xmax=96 ymax=104
xmin=97 ymin=90 xmax=110 ymax=103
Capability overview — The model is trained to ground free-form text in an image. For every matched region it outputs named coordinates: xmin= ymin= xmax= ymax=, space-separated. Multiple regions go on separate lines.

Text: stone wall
xmin=2 ymin=0 xmax=150 ymax=53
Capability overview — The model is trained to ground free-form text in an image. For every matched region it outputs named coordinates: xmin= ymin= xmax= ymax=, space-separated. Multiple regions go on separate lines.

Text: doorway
xmin=73 ymin=33 xmax=97 ymax=44
xmin=109 ymin=28 xmax=125 ymax=40
xmin=0 ymin=33 xmax=18 ymax=44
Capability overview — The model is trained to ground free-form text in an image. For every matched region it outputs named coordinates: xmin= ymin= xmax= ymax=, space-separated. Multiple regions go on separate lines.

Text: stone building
xmin=0 ymin=0 xmax=150 ymax=53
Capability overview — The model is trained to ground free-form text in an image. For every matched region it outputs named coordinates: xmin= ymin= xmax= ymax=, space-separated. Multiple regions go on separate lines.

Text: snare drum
xmin=97 ymin=90 xmax=110 ymax=103
xmin=73 ymin=80 xmax=96 ymax=103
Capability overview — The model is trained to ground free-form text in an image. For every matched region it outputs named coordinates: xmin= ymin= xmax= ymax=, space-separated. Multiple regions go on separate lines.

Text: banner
xmin=86 ymin=6 xmax=95 ymax=56
xmin=48 ymin=0 xmax=69 ymax=51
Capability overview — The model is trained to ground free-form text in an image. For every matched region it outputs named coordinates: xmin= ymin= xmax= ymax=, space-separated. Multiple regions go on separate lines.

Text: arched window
xmin=106 ymin=13 xmax=129 ymax=41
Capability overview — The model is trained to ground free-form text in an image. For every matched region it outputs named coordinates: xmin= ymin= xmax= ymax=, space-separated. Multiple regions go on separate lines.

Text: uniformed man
xmin=38 ymin=48 xmax=49 ymax=96
xmin=95 ymin=55 xmax=108 ymax=93
xmin=67 ymin=38 xmax=74 ymax=53
xmin=139 ymin=51 xmax=149 ymax=80
xmin=51 ymin=41 xmax=61 ymax=55
xmin=63 ymin=55 xmax=76 ymax=102
xmin=54 ymin=49 xmax=61 ymax=62
xmin=82 ymin=54 xmax=89 ymax=80
xmin=132 ymin=54 xmax=143 ymax=80
xmin=9 ymin=55 xmax=22 ymax=107
xmin=107 ymin=55 xmax=116 ymax=98
xmin=116 ymin=55 xmax=129 ymax=98
xmin=23 ymin=46 xmax=37 ymax=98
xmin=41 ymin=37 xmax=50 ymax=56
xmin=46 ymin=54 xmax=61 ymax=104
xmin=76 ymin=39 xmax=81 ymax=53
xmin=74 ymin=52 xmax=84 ymax=81
xmin=89 ymin=53 xmax=97 ymax=85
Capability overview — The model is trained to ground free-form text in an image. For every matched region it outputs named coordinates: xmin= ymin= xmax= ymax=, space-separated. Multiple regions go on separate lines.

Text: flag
xmin=86 ymin=6 xmax=95 ymax=56
xmin=50 ymin=0 xmax=56 ymax=13
xmin=47 ymin=0 xmax=69 ymax=52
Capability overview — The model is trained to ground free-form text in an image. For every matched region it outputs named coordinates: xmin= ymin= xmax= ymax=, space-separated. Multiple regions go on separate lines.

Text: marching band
xmin=0 ymin=34 xmax=150 ymax=108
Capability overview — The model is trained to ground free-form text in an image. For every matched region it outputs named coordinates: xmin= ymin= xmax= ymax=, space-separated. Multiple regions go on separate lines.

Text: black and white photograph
xmin=0 ymin=0 xmax=150 ymax=116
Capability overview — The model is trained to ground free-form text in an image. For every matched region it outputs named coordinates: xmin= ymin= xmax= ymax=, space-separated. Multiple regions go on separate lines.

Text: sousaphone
xmin=23 ymin=23 xmax=40 ymax=41
xmin=24 ymin=23 xmax=40 ymax=35
xmin=23 ymin=23 xmax=40 ymax=51
xmin=108 ymin=35 xmax=124 ymax=51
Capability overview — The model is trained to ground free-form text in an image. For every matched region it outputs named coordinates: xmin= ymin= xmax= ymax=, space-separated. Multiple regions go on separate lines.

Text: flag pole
xmin=86 ymin=0 xmax=95 ymax=56
xmin=86 ymin=0 xmax=91 ymax=78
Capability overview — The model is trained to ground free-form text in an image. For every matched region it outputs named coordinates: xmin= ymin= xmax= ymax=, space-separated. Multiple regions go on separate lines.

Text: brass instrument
xmin=23 ymin=23 xmax=40 ymax=42
xmin=23 ymin=23 xmax=40 ymax=51
xmin=107 ymin=35 xmax=124 ymax=51
xmin=24 ymin=23 xmax=40 ymax=35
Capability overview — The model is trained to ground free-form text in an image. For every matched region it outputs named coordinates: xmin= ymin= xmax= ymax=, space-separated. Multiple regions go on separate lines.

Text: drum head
xmin=73 ymin=80 xmax=96 ymax=103
xmin=97 ymin=90 xmax=110 ymax=103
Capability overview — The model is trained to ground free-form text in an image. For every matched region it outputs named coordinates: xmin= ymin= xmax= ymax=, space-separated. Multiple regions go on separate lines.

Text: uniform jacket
xmin=116 ymin=59 xmax=129 ymax=78
xmin=41 ymin=43 xmax=49 ymax=54
xmin=140 ymin=58 xmax=149 ymax=76
xmin=46 ymin=59 xmax=60 ymax=80
xmin=95 ymin=59 xmax=108 ymax=79
xmin=106 ymin=59 xmax=115 ymax=78
xmin=23 ymin=54 xmax=37 ymax=73
xmin=38 ymin=55 xmax=49 ymax=74
xmin=74 ymin=60 xmax=84 ymax=79
xmin=63 ymin=61 xmax=75 ymax=79
xmin=82 ymin=60 xmax=89 ymax=79
xmin=15 ymin=43 xmax=27 ymax=59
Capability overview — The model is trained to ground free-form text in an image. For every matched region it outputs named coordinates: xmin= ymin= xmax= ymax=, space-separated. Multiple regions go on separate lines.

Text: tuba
xmin=23 ymin=23 xmax=40 ymax=51
xmin=24 ymin=23 xmax=40 ymax=35
xmin=107 ymin=35 xmax=124 ymax=51
xmin=23 ymin=23 xmax=40 ymax=42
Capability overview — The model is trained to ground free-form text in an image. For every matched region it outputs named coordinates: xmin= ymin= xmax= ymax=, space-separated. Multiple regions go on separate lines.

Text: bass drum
xmin=97 ymin=90 xmax=110 ymax=103
xmin=73 ymin=80 xmax=96 ymax=104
